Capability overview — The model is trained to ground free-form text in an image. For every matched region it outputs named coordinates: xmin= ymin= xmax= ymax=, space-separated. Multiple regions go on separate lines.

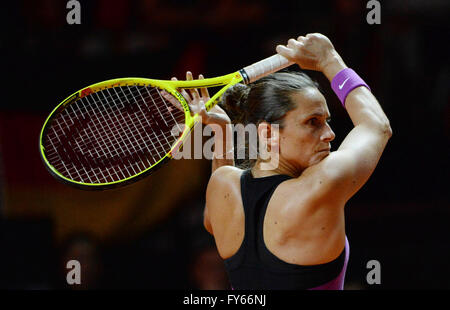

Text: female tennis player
xmin=180 ymin=33 xmax=392 ymax=289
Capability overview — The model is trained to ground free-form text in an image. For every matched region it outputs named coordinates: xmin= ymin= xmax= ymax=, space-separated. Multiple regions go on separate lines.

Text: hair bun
xmin=219 ymin=83 xmax=250 ymax=124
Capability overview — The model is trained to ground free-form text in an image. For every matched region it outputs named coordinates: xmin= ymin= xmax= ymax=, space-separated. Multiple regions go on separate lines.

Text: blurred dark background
xmin=0 ymin=0 xmax=449 ymax=289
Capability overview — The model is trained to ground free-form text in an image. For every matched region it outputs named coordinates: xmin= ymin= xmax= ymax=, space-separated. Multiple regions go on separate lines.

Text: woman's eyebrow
xmin=304 ymin=112 xmax=331 ymax=119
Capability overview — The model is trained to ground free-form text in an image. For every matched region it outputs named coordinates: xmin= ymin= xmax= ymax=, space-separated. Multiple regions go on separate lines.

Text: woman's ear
xmin=258 ymin=122 xmax=280 ymax=157
xmin=257 ymin=121 xmax=270 ymax=142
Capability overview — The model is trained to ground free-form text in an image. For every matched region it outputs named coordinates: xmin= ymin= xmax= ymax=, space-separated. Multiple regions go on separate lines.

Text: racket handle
xmin=240 ymin=54 xmax=294 ymax=84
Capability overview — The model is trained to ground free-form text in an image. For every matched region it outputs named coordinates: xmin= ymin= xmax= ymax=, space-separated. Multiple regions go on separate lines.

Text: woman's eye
xmin=307 ymin=117 xmax=331 ymax=126
xmin=309 ymin=118 xmax=319 ymax=125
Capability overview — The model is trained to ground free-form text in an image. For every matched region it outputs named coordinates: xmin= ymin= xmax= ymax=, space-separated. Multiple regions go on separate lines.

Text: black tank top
xmin=223 ymin=169 xmax=346 ymax=289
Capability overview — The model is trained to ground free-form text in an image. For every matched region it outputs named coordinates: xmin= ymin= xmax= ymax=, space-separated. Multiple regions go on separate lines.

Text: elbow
xmin=369 ymin=120 xmax=392 ymax=139
xmin=383 ymin=121 xmax=393 ymax=139
xmin=373 ymin=115 xmax=392 ymax=139
xmin=386 ymin=120 xmax=393 ymax=138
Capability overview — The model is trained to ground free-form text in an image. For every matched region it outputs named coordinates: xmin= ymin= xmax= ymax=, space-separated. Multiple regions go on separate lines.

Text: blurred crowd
xmin=1 ymin=0 xmax=449 ymax=289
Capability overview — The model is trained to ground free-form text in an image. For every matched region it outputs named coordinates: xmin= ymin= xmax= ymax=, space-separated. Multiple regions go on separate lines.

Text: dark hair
xmin=220 ymin=71 xmax=319 ymax=127
xmin=219 ymin=71 xmax=319 ymax=168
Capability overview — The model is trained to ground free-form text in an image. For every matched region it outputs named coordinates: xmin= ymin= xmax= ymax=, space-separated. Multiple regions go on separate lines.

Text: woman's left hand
xmin=162 ymin=71 xmax=231 ymax=128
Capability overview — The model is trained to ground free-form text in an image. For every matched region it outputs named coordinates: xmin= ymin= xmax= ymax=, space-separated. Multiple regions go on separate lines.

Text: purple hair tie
xmin=331 ymin=68 xmax=371 ymax=108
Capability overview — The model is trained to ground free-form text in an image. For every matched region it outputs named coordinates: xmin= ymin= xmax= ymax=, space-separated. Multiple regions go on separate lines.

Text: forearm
xmin=322 ymin=52 xmax=392 ymax=135
xmin=211 ymin=123 xmax=234 ymax=173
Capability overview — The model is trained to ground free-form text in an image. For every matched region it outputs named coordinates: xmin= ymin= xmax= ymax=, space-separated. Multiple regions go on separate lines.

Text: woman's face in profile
xmin=278 ymin=87 xmax=335 ymax=173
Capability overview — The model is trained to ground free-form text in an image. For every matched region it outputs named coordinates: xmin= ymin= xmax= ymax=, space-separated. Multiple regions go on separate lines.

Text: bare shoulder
xmin=284 ymin=151 xmax=355 ymax=207
xmin=206 ymin=166 xmax=243 ymax=210
xmin=208 ymin=165 xmax=243 ymax=190
xmin=211 ymin=165 xmax=243 ymax=178
xmin=204 ymin=166 xmax=244 ymax=238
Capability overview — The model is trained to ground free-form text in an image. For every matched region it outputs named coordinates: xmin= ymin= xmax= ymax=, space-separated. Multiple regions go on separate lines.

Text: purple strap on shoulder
xmin=331 ymin=68 xmax=370 ymax=108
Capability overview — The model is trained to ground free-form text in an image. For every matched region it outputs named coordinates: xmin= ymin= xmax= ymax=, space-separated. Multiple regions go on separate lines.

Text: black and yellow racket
xmin=39 ymin=54 xmax=293 ymax=190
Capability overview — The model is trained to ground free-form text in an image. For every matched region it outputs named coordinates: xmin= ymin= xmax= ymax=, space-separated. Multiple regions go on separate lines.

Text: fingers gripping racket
xmin=39 ymin=54 xmax=293 ymax=190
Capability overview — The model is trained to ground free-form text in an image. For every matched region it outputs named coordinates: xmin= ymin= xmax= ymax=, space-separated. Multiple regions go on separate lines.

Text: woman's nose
xmin=322 ymin=124 xmax=335 ymax=142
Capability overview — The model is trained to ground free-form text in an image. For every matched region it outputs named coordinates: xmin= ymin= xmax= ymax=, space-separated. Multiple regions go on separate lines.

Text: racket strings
xmin=43 ymin=85 xmax=186 ymax=184
xmin=48 ymin=93 xmax=177 ymax=182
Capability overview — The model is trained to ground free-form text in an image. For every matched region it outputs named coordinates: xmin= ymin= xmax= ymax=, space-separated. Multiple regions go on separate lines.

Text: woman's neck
xmin=251 ymin=158 xmax=302 ymax=178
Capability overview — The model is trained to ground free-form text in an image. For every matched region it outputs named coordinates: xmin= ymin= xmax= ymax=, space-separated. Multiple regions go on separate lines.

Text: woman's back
xmin=207 ymin=165 xmax=346 ymax=262
xmin=206 ymin=166 xmax=348 ymax=289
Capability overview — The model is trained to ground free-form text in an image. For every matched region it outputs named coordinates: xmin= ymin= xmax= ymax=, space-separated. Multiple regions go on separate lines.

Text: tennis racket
xmin=39 ymin=54 xmax=293 ymax=190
